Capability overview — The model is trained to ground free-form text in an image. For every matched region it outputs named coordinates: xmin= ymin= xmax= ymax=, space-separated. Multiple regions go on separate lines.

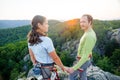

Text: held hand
xmin=61 ymin=66 xmax=65 ymax=72
xmin=64 ymin=67 xmax=74 ymax=74
xmin=61 ymin=66 xmax=69 ymax=72
xmin=64 ymin=66 xmax=69 ymax=73
xmin=68 ymin=67 xmax=74 ymax=74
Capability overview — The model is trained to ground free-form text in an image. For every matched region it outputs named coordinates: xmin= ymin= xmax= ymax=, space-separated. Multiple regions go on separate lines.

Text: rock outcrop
xmin=87 ymin=65 xmax=120 ymax=80
xmin=26 ymin=65 xmax=120 ymax=80
xmin=107 ymin=28 xmax=120 ymax=44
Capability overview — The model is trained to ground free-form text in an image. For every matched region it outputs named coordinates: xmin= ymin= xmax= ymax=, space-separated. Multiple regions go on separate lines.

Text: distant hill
xmin=48 ymin=19 xmax=61 ymax=26
xmin=0 ymin=20 xmax=61 ymax=46
xmin=0 ymin=20 xmax=61 ymax=29
xmin=0 ymin=20 xmax=30 ymax=28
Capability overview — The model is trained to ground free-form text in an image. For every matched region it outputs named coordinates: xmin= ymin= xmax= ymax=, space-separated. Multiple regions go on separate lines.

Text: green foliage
xmin=92 ymin=53 xmax=101 ymax=64
xmin=10 ymin=68 xmax=19 ymax=80
xmin=113 ymin=68 xmax=120 ymax=76
xmin=93 ymin=49 xmax=120 ymax=75
xmin=96 ymin=56 xmax=113 ymax=72
xmin=0 ymin=41 xmax=28 ymax=80
xmin=104 ymin=39 xmax=119 ymax=57
xmin=0 ymin=25 xmax=31 ymax=46
xmin=60 ymin=50 xmax=75 ymax=66
xmin=110 ymin=49 xmax=120 ymax=76
xmin=110 ymin=49 xmax=120 ymax=67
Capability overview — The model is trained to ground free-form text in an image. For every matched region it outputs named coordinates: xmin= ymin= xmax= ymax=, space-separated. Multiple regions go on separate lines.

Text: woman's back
xmin=28 ymin=36 xmax=54 ymax=63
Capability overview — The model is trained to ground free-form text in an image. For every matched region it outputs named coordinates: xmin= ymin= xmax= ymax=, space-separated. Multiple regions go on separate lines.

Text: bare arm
xmin=49 ymin=50 xmax=64 ymax=71
xmin=28 ymin=48 xmax=37 ymax=65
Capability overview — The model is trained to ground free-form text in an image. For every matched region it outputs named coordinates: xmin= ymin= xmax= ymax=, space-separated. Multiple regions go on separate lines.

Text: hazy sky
xmin=0 ymin=0 xmax=120 ymax=20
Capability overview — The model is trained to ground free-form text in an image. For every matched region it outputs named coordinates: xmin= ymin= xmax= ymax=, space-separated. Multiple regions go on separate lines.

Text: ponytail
xmin=27 ymin=29 xmax=42 ymax=46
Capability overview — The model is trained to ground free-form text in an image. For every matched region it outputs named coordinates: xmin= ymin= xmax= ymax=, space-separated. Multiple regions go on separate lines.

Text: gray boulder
xmin=107 ymin=28 xmax=120 ymax=44
xmin=87 ymin=65 xmax=120 ymax=80
xmin=26 ymin=65 xmax=120 ymax=80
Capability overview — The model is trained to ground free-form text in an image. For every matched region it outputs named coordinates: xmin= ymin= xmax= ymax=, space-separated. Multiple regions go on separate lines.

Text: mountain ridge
xmin=0 ymin=20 xmax=30 ymax=28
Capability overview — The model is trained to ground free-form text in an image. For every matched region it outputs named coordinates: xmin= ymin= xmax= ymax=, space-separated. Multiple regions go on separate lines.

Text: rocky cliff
xmin=25 ymin=65 xmax=120 ymax=80
xmin=107 ymin=28 xmax=120 ymax=44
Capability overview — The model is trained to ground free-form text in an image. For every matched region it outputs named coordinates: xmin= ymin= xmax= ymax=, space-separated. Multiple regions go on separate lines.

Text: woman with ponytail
xmin=27 ymin=15 xmax=65 ymax=79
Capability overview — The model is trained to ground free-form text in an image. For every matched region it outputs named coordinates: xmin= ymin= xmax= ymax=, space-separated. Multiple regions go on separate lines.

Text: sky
xmin=0 ymin=0 xmax=120 ymax=20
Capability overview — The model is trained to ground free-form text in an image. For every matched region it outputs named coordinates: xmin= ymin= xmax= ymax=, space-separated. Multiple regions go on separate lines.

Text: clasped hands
xmin=63 ymin=67 xmax=83 ymax=74
xmin=64 ymin=66 xmax=74 ymax=74
xmin=63 ymin=56 xmax=83 ymax=74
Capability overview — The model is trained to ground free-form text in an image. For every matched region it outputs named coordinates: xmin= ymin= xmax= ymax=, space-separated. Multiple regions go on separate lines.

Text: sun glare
xmin=66 ymin=19 xmax=80 ymax=26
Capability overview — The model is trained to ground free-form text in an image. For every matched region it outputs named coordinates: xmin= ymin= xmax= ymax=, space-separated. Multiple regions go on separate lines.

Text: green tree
xmin=104 ymin=39 xmax=119 ymax=57
xmin=0 ymin=41 xmax=28 ymax=80
xmin=110 ymin=49 xmax=120 ymax=75
xmin=60 ymin=50 xmax=75 ymax=66
xmin=92 ymin=53 xmax=101 ymax=64
xmin=10 ymin=68 xmax=19 ymax=80
xmin=110 ymin=49 xmax=120 ymax=67
xmin=96 ymin=56 xmax=113 ymax=72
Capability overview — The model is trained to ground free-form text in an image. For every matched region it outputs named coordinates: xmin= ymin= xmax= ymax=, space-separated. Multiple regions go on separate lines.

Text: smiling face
xmin=80 ymin=16 xmax=91 ymax=30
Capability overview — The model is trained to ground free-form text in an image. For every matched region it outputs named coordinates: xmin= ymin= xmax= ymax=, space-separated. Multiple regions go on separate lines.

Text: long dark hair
xmin=27 ymin=15 xmax=46 ymax=46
